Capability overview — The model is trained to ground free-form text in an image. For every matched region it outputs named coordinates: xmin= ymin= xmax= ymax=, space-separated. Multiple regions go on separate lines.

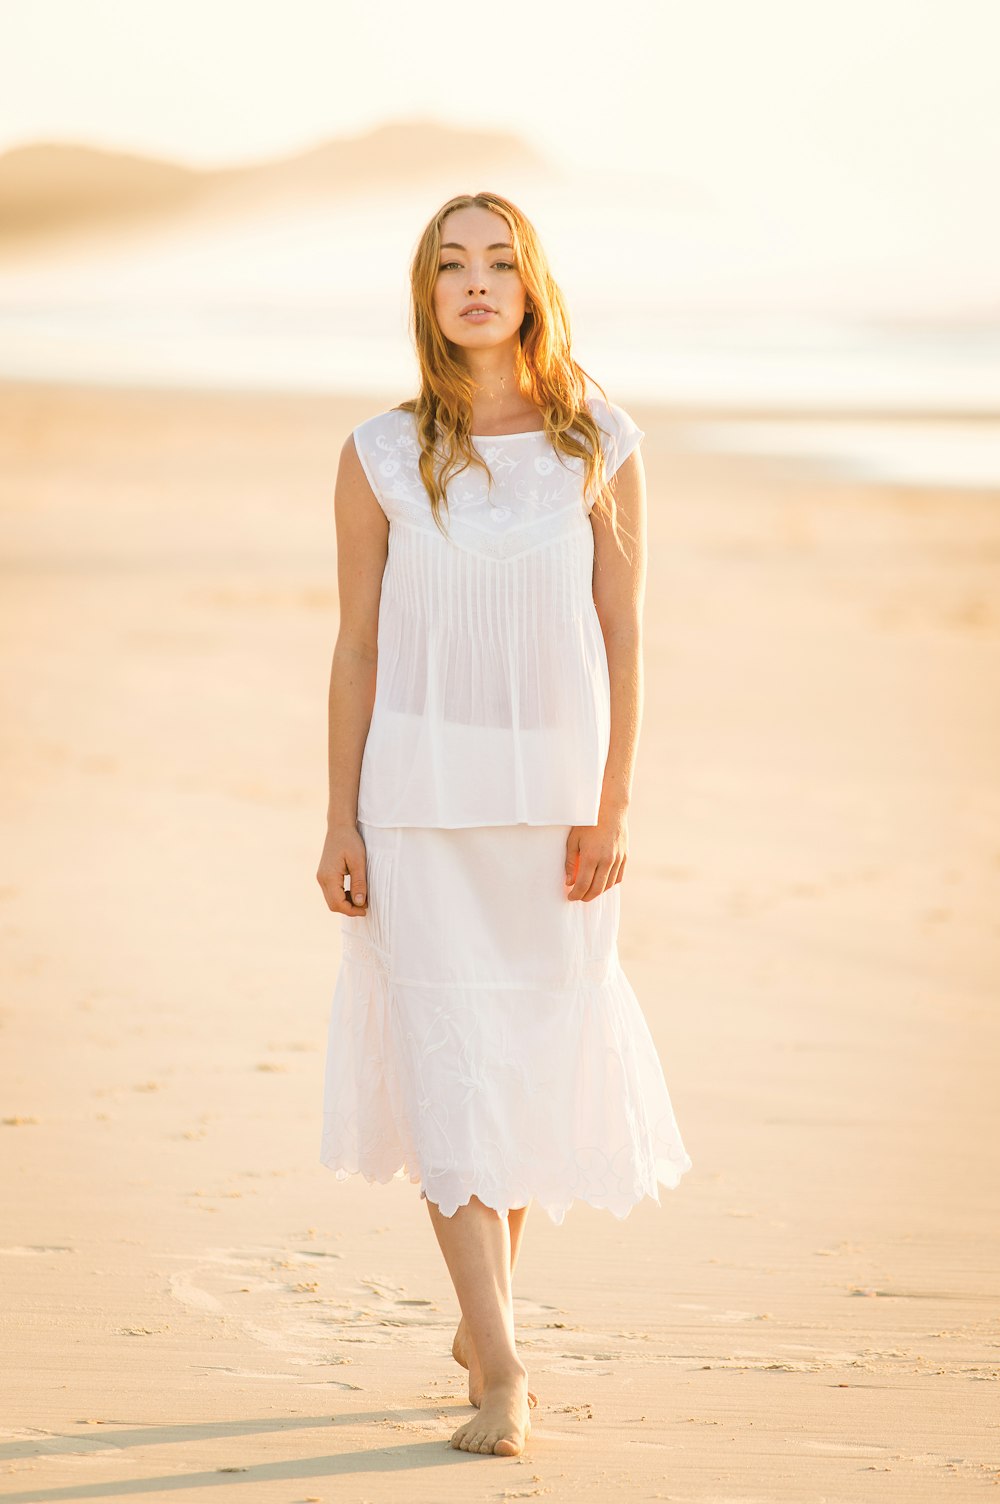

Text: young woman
xmin=316 ymin=191 xmax=692 ymax=1459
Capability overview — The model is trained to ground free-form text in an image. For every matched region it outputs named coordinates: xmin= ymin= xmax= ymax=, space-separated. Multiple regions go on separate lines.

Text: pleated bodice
xmin=350 ymin=394 xmax=644 ymax=827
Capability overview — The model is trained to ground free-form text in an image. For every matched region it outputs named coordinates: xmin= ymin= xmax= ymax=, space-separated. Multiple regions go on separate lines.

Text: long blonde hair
xmin=392 ymin=191 xmax=633 ymax=550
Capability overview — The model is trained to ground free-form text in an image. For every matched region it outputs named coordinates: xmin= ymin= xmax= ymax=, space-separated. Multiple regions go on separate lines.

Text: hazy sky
xmin=3 ymin=0 xmax=998 ymax=236
xmin=2 ymin=0 xmax=999 ymax=321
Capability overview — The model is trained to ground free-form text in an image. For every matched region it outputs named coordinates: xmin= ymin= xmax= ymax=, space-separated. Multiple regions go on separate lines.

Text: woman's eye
xmin=438 ymin=261 xmax=516 ymax=272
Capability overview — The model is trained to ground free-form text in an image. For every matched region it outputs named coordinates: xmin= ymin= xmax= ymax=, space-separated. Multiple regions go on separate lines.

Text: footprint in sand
xmin=0 ymin=1244 xmax=75 ymax=1256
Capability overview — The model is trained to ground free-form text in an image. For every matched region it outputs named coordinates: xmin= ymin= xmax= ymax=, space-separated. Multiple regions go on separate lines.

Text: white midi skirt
xmin=320 ymin=820 xmax=693 ymax=1225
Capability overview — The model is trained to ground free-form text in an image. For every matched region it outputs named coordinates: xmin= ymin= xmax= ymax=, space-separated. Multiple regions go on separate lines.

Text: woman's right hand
xmin=317 ymin=822 xmax=369 ymax=917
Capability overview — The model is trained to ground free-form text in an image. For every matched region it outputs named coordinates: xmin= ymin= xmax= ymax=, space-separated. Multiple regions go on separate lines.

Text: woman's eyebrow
xmin=440 ymin=242 xmax=514 ymax=252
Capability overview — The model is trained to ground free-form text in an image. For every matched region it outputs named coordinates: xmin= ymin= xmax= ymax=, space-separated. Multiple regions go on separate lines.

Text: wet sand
xmin=1 ymin=380 xmax=998 ymax=1501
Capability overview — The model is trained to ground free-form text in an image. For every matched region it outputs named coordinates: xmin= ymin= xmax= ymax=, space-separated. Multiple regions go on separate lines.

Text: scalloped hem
xmin=319 ymin=1151 xmax=693 ymax=1227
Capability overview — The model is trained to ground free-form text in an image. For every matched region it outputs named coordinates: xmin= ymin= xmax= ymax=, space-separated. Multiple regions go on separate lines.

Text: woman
xmin=316 ymin=191 xmax=692 ymax=1459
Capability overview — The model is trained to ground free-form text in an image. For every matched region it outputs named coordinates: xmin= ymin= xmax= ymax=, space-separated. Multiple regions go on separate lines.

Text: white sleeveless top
xmin=351 ymin=393 xmax=644 ymax=828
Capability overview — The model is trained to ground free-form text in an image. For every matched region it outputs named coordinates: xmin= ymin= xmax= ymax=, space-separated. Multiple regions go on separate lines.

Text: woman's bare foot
xmin=449 ymin=1365 xmax=532 ymax=1456
xmin=453 ymin=1316 xmax=537 ymax=1408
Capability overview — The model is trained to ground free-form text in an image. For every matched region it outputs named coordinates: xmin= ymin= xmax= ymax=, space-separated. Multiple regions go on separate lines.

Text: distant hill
xmin=0 ymin=142 xmax=200 ymax=234
xmin=0 ymin=121 xmax=551 ymax=241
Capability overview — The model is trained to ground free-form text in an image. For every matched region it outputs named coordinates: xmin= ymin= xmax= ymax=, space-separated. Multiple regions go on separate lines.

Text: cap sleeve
xmin=602 ymin=399 xmax=645 ymax=481
xmin=582 ymin=396 xmax=645 ymax=511
xmin=351 ymin=418 xmax=390 ymax=517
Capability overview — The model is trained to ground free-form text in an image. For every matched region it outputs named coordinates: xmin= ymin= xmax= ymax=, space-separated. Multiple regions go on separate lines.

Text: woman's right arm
xmin=315 ymin=433 xmax=389 ymax=917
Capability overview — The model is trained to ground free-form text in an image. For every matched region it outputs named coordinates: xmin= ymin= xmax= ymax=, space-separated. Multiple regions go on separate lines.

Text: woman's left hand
xmin=564 ymin=806 xmax=628 ymax=901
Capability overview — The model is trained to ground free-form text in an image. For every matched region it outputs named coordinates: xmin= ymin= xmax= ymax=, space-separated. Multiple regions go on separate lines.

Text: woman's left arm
xmin=564 ymin=448 xmax=647 ymax=900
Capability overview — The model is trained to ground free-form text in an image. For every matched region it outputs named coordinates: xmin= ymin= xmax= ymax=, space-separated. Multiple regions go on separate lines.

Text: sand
xmin=1 ymin=379 xmax=998 ymax=1501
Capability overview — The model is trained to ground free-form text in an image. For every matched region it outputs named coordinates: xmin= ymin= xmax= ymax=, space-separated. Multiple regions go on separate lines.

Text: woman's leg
xmin=452 ymin=1203 xmax=535 ymax=1406
xmin=426 ymin=1194 xmax=531 ymax=1456
xmin=451 ymin=1203 xmax=529 ymax=1389
xmin=508 ymin=1202 xmax=530 ymax=1275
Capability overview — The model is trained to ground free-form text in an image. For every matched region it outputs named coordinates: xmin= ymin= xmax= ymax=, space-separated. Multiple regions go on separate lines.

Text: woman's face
xmin=432 ymin=206 xmax=528 ymax=350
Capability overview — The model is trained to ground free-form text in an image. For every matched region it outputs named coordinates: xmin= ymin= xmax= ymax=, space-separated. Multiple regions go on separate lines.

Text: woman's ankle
xmin=479 ymin=1357 xmax=529 ymax=1389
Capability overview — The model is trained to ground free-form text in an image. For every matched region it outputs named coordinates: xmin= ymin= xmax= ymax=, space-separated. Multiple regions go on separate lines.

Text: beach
xmin=2 ymin=379 xmax=998 ymax=1501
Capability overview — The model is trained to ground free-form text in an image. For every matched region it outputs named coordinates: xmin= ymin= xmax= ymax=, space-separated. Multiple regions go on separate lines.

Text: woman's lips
xmin=461 ymin=310 xmax=496 ymax=323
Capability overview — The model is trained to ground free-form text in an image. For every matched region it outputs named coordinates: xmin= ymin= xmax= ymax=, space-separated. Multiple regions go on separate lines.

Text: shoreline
xmin=4 ymin=370 xmax=1000 ymax=423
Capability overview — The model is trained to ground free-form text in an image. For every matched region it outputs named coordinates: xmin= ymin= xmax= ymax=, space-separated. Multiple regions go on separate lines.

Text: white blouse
xmin=350 ymin=392 xmax=645 ymax=828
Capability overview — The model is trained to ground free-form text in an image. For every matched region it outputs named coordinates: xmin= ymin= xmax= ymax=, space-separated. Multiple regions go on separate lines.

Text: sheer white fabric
xmin=321 ymin=821 xmax=694 ymax=1224
xmin=351 ymin=394 xmax=645 ymax=828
